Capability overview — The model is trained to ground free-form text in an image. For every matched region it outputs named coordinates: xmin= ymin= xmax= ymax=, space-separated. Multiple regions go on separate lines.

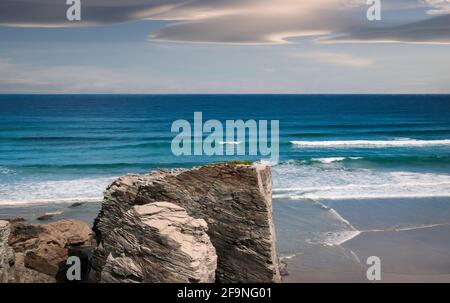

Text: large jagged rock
xmin=93 ymin=163 xmax=281 ymax=283
xmin=9 ymin=219 xmax=94 ymax=280
xmin=0 ymin=220 xmax=15 ymax=282
xmin=99 ymin=202 xmax=217 ymax=283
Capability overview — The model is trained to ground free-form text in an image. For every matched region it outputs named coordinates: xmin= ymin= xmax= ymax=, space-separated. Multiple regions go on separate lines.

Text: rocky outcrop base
xmin=7 ymin=219 xmax=94 ymax=282
xmin=0 ymin=220 xmax=15 ymax=282
xmin=93 ymin=163 xmax=281 ymax=283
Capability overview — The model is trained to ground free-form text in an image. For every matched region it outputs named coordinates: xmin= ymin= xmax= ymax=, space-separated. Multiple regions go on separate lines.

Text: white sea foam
xmin=364 ymin=223 xmax=450 ymax=233
xmin=0 ymin=176 xmax=113 ymax=206
xmin=43 ymin=211 xmax=63 ymax=216
xmin=311 ymin=157 xmax=346 ymax=164
xmin=272 ymin=161 xmax=450 ymax=246
xmin=310 ymin=157 xmax=362 ymax=164
xmin=272 ymin=162 xmax=450 ymax=200
xmin=320 ymin=230 xmax=362 ymax=246
xmin=0 ymin=197 xmax=104 ymax=206
xmin=328 ymin=208 xmax=353 ymax=227
xmin=290 ymin=139 xmax=450 ymax=148
xmin=393 ymin=224 xmax=445 ymax=232
xmin=218 ymin=141 xmax=241 ymax=145
xmin=0 ymin=166 xmax=16 ymax=175
xmin=257 ymin=159 xmax=279 ymax=166
xmin=309 ymin=223 xmax=450 ymax=247
xmin=299 ymin=199 xmax=362 ymax=246
xmin=280 ymin=254 xmax=297 ymax=260
xmin=304 ymin=224 xmax=361 ymax=247
xmin=321 ymin=202 xmax=361 ymax=246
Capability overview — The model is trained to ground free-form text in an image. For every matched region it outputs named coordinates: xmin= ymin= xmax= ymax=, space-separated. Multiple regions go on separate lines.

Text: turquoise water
xmin=1 ymin=94 xmax=450 ymax=205
xmin=2 ymin=94 xmax=450 ymax=281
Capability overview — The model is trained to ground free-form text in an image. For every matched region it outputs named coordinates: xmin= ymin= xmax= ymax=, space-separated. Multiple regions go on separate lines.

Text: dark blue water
xmin=1 ymin=94 xmax=450 ymax=205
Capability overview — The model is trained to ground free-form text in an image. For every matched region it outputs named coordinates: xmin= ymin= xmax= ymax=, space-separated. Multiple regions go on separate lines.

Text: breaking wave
xmin=218 ymin=141 xmax=242 ymax=145
xmin=290 ymin=138 xmax=450 ymax=148
xmin=0 ymin=176 xmax=113 ymax=206
xmin=272 ymin=162 xmax=450 ymax=200
xmin=309 ymin=157 xmax=362 ymax=164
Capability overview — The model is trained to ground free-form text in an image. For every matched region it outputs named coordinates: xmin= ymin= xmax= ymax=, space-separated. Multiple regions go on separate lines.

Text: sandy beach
xmin=274 ymin=197 xmax=450 ymax=283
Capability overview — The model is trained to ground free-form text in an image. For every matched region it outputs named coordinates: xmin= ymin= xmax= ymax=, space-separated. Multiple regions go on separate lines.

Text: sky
xmin=0 ymin=0 xmax=449 ymax=94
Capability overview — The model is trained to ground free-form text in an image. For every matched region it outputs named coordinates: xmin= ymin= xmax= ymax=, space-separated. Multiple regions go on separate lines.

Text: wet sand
xmin=274 ymin=197 xmax=450 ymax=283
xmin=0 ymin=202 xmax=101 ymax=225
xmin=343 ymin=224 xmax=450 ymax=282
xmin=2 ymin=196 xmax=450 ymax=283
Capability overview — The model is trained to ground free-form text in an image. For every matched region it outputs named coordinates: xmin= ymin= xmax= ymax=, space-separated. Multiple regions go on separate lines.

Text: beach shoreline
xmin=274 ymin=196 xmax=450 ymax=283
xmin=2 ymin=195 xmax=450 ymax=283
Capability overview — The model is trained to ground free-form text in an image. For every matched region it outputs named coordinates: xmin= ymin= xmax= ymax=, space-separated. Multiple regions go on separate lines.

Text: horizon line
xmin=1 ymin=93 xmax=450 ymax=96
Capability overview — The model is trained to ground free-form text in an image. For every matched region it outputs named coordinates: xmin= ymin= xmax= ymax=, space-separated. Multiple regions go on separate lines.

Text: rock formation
xmin=99 ymin=202 xmax=217 ymax=283
xmin=0 ymin=220 xmax=15 ymax=282
xmin=13 ymin=254 xmax=56 ymax=283
xmin=8 ymin=219 xmax=94 ymax=282
xmin=93 ymin=163 xmax=281 ymax=283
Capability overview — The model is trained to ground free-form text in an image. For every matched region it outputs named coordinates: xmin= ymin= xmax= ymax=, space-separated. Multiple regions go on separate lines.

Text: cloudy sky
xmin=0 ymin=0 xmax=449 ymax=93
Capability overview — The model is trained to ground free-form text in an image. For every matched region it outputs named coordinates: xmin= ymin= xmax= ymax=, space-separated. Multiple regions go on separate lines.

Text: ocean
xmin=1 ymin=94 xmax=450 ymax=282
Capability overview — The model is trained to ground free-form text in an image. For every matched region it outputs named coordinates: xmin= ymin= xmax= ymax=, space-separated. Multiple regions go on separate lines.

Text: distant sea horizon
xmin=1 ymin=93 xmax=450 ymax=95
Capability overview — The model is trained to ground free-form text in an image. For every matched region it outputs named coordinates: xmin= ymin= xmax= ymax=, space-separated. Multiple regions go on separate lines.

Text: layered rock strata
xmin=93 ymin=163 xmax=281 ymax=283
xmin=99 ymin=202 xmax=217 ymax=283
xmin=0 ymin=220 xmax=15 ymax=282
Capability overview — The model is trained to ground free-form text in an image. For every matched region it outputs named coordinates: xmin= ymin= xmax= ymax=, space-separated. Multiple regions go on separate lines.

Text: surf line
xmin=303 ymin=198 xmax=362 ymax=247
xmin=290 ymin=139 xmax=450 ymax=148
xmin=362 ymin=222 xmax=450 ymax=233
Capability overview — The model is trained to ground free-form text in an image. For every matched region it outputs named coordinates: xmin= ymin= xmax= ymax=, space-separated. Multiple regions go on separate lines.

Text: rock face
xmin=0 ymin=220 xmax=15 ymax=282
xmin=93 ymin=163 xmax=281 ymax=283
xmin=13 ymin=254 xmax=56 ymax=283
xmin=99 ymin=202 xmax=217 ymax=283
xmin=9 ymin=219 xmax=94 ymax=281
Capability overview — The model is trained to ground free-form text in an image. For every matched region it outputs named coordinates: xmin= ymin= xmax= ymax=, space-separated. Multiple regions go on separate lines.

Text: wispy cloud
xmin=290 ymin=51 xmax=374 ymax=67
xmin=0 ymin=0 xmax=449 ymax=44
xmin=422 ymin=0 xmax=450 ymax=15
xmin=0 ymin=58 xmax=173 ymax=93
xmin=323 ymin=14 xmax=450 ymax=44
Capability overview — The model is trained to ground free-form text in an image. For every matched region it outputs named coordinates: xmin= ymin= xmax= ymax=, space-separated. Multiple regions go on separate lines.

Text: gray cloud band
xmin=322 ymin=14 xmax=450 ymax=44
xmin=0 ymin=0 xmax=449 ymax=44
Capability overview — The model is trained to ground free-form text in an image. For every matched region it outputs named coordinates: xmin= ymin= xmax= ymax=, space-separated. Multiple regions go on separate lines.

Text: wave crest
xmin=272 ymin=162 xmax=450 ymax=200
xmin=290 ymin=139 xmax=450 ymax=148
xmin=0 ymin=177 xmax=113 ymax=206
